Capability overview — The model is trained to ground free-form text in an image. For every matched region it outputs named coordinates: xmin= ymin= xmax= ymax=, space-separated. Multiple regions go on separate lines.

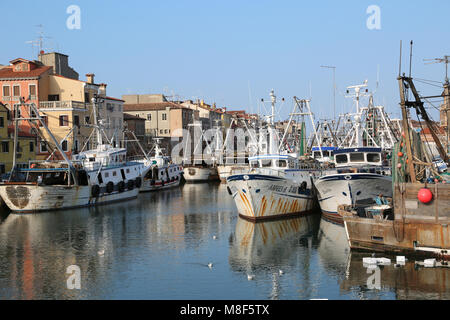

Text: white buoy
xmin=279 ymin=270 xmax=284 ymax=275
xmin=208 ymin=263 xmax=213 ymax=269
xmin=213 ymin=235 xmax=217 ymax=240
xmin=247 ymin=274 xmax=254 ymax=281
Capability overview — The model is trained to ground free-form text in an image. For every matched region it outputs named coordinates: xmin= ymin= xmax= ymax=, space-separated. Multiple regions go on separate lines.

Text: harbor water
xmin=0 ymin=182 xmax=448 ymax=300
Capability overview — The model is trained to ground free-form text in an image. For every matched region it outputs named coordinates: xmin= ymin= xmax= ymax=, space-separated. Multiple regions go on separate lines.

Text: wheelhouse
xmin=248 ymin=155 xmax=298 ymax=170
xmin=333 ymin=147 xmax=383 ymax=167
xmin=312 ymin=146 xmax=336 ymax=162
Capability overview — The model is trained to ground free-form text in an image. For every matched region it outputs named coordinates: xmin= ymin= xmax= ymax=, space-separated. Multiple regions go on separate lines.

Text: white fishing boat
xmin=217 ymin=155 xmax=249 ymax=183
xmin=314 ymin=81 xmax=394 ymax=224
xmin=183 ymin=162 xmax=219 ymax=182
xmin=0 ymin=98 xmax=150 ymax=213
xmin=139 ymin=139 xmax=183 ymax=191
xmin=227 ymin=154 xmax=318 ymax=221
xmin=227 ymin=90 xmax=319 ymax=221
xmin=182 ymin=122 xmax=220 ymax=183
xmin=314 ymin=147 xmax=392 ymax=224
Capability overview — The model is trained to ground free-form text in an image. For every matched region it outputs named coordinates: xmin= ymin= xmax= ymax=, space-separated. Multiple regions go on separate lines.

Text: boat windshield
xmin=336 ymin=154 xmax=348 ymax=164
xmin=350 ymin=153 xmax=365 ymax=162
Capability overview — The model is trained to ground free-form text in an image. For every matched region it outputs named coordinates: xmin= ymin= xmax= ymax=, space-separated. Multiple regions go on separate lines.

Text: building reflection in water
xmin=229 ymin=214 xmax=321 ymax=299
xmin=0 ymin=182 xmax=235 ymax=300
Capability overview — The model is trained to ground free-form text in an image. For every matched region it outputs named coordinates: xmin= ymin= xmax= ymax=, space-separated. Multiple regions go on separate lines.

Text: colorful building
xmin=0 ymin=103 xmax=36 ymax=174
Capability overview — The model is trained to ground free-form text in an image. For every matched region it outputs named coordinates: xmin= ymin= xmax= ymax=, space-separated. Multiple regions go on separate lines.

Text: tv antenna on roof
xmin=25 ymin=24 xmax=53 ymax=57
xmin=424 ymin=55 xmax=450 ymax=84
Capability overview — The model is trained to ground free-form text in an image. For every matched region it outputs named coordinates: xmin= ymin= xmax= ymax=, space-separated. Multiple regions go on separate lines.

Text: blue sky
xmin=1 ymin=0 xmax=449 ymax=121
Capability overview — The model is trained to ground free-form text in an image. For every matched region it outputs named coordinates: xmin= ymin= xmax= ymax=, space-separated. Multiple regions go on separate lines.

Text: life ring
xmin=118 ymin=181 xmax=125 ymax=193
xmin=127 ymin=179 xmax=135 ymax=190
xmin=135 ymin=177 xmax=142 ymax=188
xmin=344 ymin=175 xmax=352 ymax=181
xmin=91 ymin=185 xmax=100 ymax=197
xmin=106 ymin=181 xmax=114 ymax=193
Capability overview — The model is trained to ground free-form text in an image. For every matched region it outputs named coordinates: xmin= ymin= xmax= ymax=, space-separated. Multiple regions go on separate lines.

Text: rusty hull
xmin=340 ymin=183 xmax=450 ymax=259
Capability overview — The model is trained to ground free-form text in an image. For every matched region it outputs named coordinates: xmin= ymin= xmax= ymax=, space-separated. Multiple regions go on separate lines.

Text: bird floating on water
xmin=212 ymin=235 xmax=217 ymax=240
xmin=279 ymin=270 xmax=284 ymax=275
xmin=98 ymin=250 xmax=105 ymax=256
xmin=208 ymin=263 xmax=213 ymax=269
xmin=247 ymin=274 xmax=255 ymax=281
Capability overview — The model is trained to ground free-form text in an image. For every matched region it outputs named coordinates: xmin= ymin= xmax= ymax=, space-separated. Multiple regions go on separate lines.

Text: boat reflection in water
xmin=318 ymin=217 xmax=450 ymax=299
xmin=229 ymin=214 xmax=320 ymax=299
xmin=0 ymin=184 xmax=236 ymax=300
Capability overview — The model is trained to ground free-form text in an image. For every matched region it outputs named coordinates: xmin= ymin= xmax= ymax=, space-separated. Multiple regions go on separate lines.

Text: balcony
xmin=39 ymin=101 xmax=88 ymax=110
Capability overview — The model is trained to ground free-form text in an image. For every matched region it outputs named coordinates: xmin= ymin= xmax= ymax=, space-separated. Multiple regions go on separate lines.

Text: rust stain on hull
xmin=6 ymin=186 xmax=31 ymax=209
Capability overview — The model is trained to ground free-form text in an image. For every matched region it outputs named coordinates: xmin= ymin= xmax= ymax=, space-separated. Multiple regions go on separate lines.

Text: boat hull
xmin=315 ymin=173 xmax=392 ymax=225
xmin=183 ymin=166 xmax=219 ymax=183
xmin=227 ymin=173 xmax=317 ymax=222
xmin=140 ymin=178 xmax=181 ymax=192
xmin=0 ymin=183 xmax=139 ymax=213
xmin=217 ymin=165 xmax=247 ymax=183
xmin=340 ymin=207 xmax=450 ymax=260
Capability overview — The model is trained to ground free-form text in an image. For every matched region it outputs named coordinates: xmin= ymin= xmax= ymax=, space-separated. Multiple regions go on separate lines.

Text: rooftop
xmin=123 ymin=102 xmax=187 ymax=112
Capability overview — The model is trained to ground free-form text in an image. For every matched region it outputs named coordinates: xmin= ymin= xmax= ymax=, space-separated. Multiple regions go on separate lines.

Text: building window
xmin=29 ymin=141 xmax=34 ymax=152
xmin=74 ymin=115 xmax=80 ymax=127
xmin=59 ymin=115 xmax=69 ymax=126
xmin=40 ymin=142 xmax=48 ymax=153
xmin=74 ymin=140 xmax=79 ymax=152
xmin=164 ymin=129 xmax=168 ymax=134
xmin=15 ymin=108 xmax=21 ymax=119
xmin=40 ymin=115 xmax=48 ymax=127
xmin=13 ymin=85 xmax=20 ymax=98
xmin=162 ymin=113 xmax=167 ymax=121
xmin=160 ymin=129 xmax=163 ymax=134
xmin=147 ymin=114 xmax=152 ymax=121
xmin=48 ymin=94 xmax=59 ymax=101
xmin=85 ymin=92 xmax=90 ymax=103
xmin=85 ymin=116 xmax=90 ymax=124
xmin=29 ymin=84 xmax=37 ymax=98
xmin=61 ymin=140 xmax=68 ymax=152
xmin=1 ymin=141 xmax=9 ymax=153
xmin=0 ymin=117 xmax=3 ymax=128
xmin=0 ymin=164 xmax=5 ymax=174
xmin=2 ymin=86 xmax=10 ymax=98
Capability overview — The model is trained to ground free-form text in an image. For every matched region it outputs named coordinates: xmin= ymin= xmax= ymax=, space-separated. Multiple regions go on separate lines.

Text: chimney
xmin=99 ymin=83 xmax=107 ymax=97
xmin=86 ymin=73 xmax=95 ymax=84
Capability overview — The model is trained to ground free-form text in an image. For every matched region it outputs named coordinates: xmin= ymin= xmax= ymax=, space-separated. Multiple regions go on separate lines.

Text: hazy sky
xmin=1 ymin=0 xmax=449 ymax=121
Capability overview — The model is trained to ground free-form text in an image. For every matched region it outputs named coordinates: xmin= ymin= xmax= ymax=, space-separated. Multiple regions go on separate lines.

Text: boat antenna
xmin=398 ymin=40 xmax=403 ymax=78
xmin=409 ymin=40 xmax=414 ymax=78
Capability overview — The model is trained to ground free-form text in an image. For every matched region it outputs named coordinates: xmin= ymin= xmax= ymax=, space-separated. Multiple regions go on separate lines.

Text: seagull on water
xmin=247 ymin=274 xmax=255 ymax=281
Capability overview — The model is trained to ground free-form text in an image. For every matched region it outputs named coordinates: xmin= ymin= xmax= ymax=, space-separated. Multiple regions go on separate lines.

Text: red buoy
xmin=418 ymin=188 xmax=433 ymax=204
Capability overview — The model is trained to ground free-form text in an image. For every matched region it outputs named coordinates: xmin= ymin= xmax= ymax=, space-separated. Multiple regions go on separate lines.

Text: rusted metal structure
xmin=339 ymin=60 xmax=450 ymax=259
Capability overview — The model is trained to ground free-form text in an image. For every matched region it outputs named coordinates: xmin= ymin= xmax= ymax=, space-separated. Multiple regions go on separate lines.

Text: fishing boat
xmin=339 ymin=72 xmax=450 ymax=260
xmin=315 ymin=147 xmax=392 ymax=224
xmin=314 ymin=81 xmax=394 ymax=225
xmin=140 ymin=139 xmax=183 ymax=191
xmin=182 ymin=122 xmax=220 ymax=183
xmin=0 ymin=97 xmax=150 ymax=213
xmin=227 ymin=91 xmax=319 ymax=221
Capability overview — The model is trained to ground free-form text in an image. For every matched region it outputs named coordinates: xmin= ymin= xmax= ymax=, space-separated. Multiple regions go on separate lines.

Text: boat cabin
xmin=333 ymin=147 xmax=383 ymax=168
xmin=312 ymin=146 xmax=336 ymax=162
xmin=249 ymin=155 xmax=298 ymax=170
xmin=73 ymin=145 xmax=128 ymax=170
